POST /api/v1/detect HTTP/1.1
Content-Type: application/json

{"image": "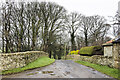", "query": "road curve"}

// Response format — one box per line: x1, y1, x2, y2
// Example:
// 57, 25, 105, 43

3, 60, 113, 78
